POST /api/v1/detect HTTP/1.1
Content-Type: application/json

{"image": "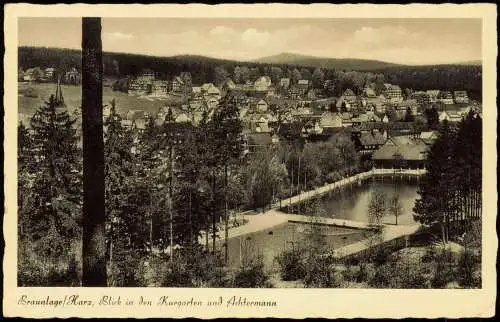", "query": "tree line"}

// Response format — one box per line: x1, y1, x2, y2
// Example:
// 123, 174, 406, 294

413, 112, 482, 243
19, 46, 481, 101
